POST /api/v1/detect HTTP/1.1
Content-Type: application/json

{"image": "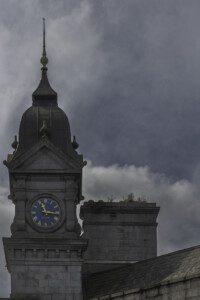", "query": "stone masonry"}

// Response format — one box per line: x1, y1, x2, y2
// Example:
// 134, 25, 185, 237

81, 200, 159, 273
3, 237, 87, 300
